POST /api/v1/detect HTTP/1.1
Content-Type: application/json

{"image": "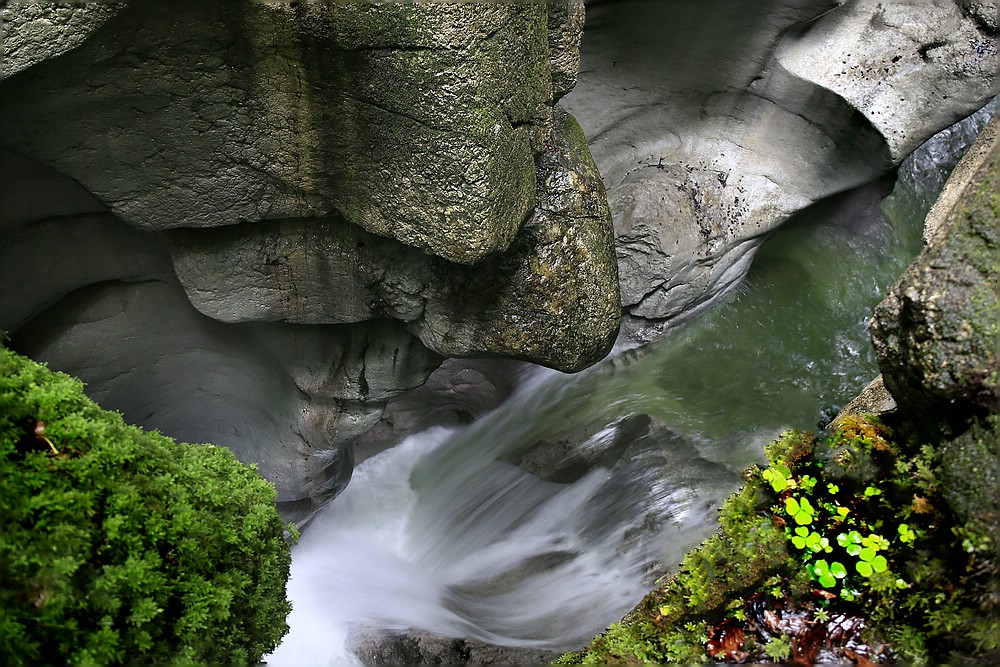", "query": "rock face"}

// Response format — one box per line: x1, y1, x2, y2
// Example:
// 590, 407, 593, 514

871, 114, 999, 433
168, 108, 618, 372
0, 0, 616, 521
561, 0, 998, 340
